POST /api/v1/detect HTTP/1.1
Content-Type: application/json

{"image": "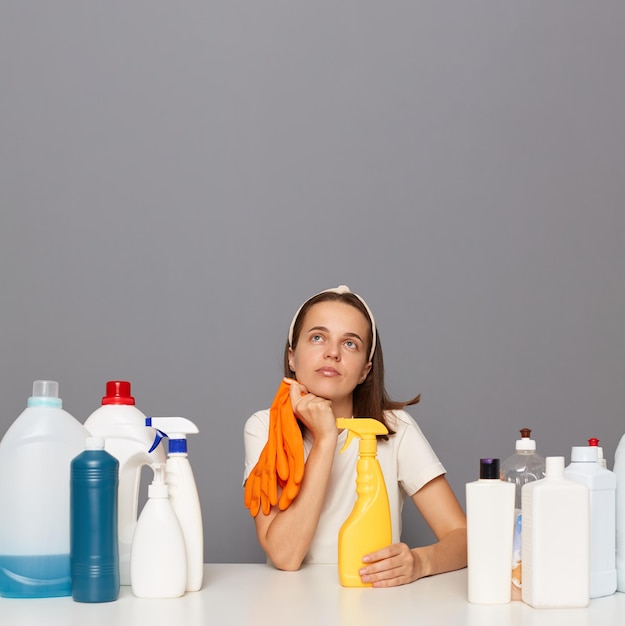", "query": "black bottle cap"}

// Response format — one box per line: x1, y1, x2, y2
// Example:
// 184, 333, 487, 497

479, 458, 500, 479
